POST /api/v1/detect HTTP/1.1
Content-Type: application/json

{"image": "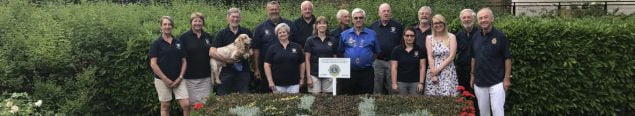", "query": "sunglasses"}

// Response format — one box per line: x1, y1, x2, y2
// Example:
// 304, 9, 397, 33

354, 17, 364, 20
